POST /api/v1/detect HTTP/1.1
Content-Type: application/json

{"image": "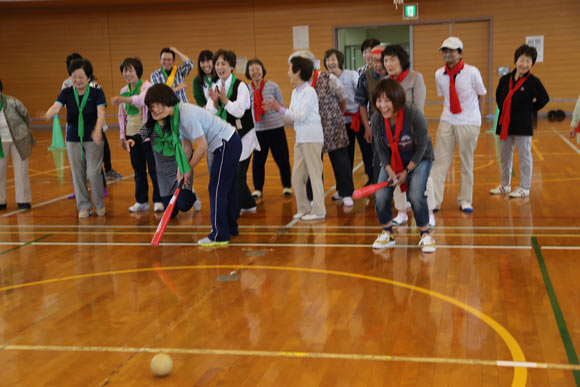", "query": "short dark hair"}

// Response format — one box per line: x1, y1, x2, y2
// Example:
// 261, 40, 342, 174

361, 38, 381, 53
290, 56, 314, 82
371, 78, 406, 113
514, 44, 537, 65
382, 44, 411, 71
160, 48, 175, 60
69, 59, 94, 80
0, 79, 3, 93
66, 53, 83, 75
213, 49, 236, 68
245, 58, 267, 80
120, 57, 143, 78
323, 49, 345, 70
196, 50, 214, 81
144, 83, 179, 109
